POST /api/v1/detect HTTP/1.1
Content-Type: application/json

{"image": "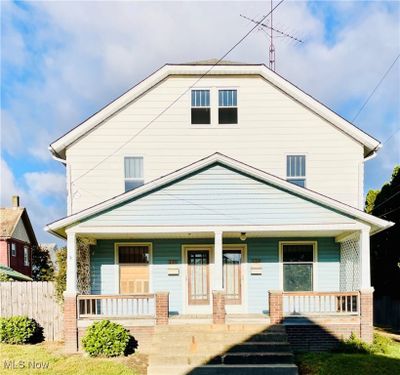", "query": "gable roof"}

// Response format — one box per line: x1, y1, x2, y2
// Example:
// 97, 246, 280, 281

49, 61, 380, 159
0, 207, 38, 246
46, 153, 393, 238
